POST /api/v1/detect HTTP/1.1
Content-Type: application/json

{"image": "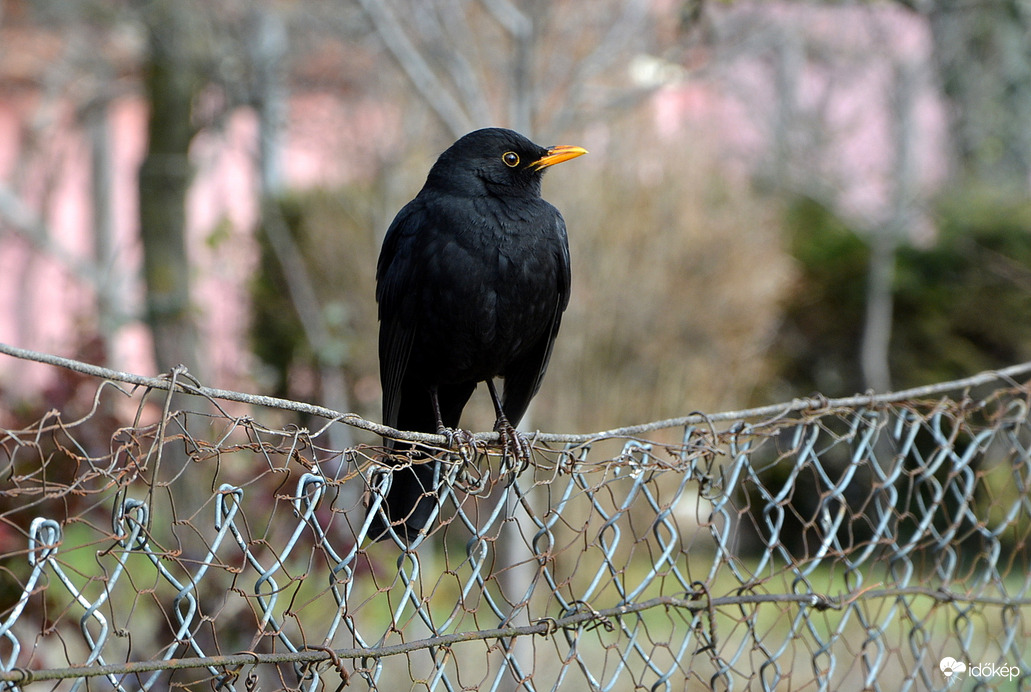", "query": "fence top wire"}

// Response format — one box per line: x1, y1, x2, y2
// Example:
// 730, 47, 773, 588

3, 341, 1031, 442
1, 341, 1031, 691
